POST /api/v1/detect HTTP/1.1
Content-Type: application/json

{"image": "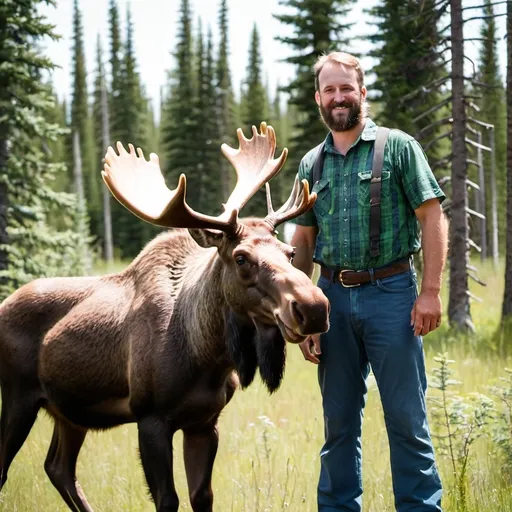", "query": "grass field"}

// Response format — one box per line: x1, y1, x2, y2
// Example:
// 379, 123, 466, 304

0, 258, 511, 511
